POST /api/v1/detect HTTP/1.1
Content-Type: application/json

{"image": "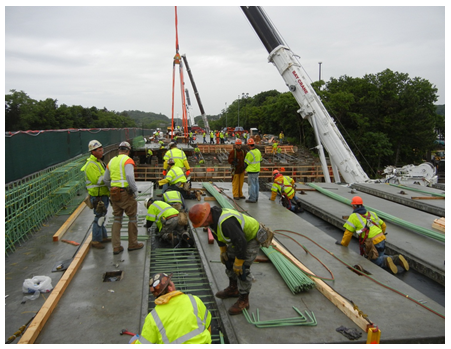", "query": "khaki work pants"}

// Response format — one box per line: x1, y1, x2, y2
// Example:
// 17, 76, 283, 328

111, 191, 138, 249
232, 172, 245, 198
